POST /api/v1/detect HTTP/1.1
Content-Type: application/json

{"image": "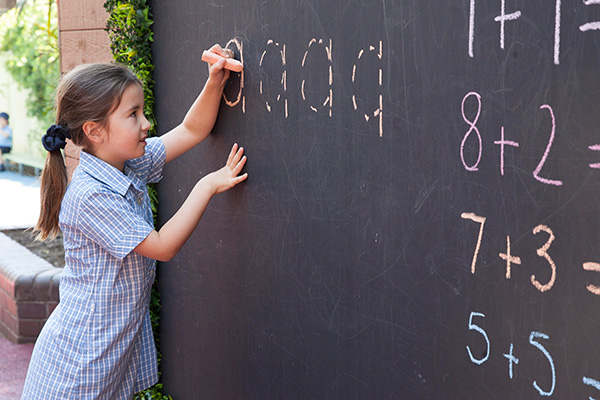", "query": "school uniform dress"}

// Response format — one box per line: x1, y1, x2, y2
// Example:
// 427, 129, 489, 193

22, 137, 166, 399
0, 124, 12, 152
